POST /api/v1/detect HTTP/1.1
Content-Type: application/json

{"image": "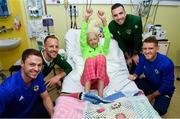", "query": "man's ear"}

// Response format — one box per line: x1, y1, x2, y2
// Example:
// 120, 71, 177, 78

21, 60, 24, 67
